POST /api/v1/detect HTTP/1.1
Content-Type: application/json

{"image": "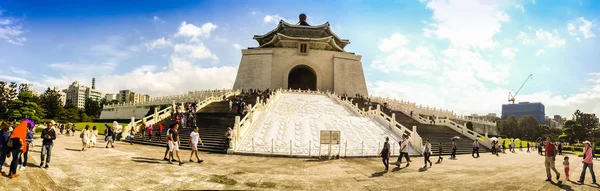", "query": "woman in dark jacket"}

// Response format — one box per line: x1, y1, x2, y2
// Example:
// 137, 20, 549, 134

0, 122, 10, 174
